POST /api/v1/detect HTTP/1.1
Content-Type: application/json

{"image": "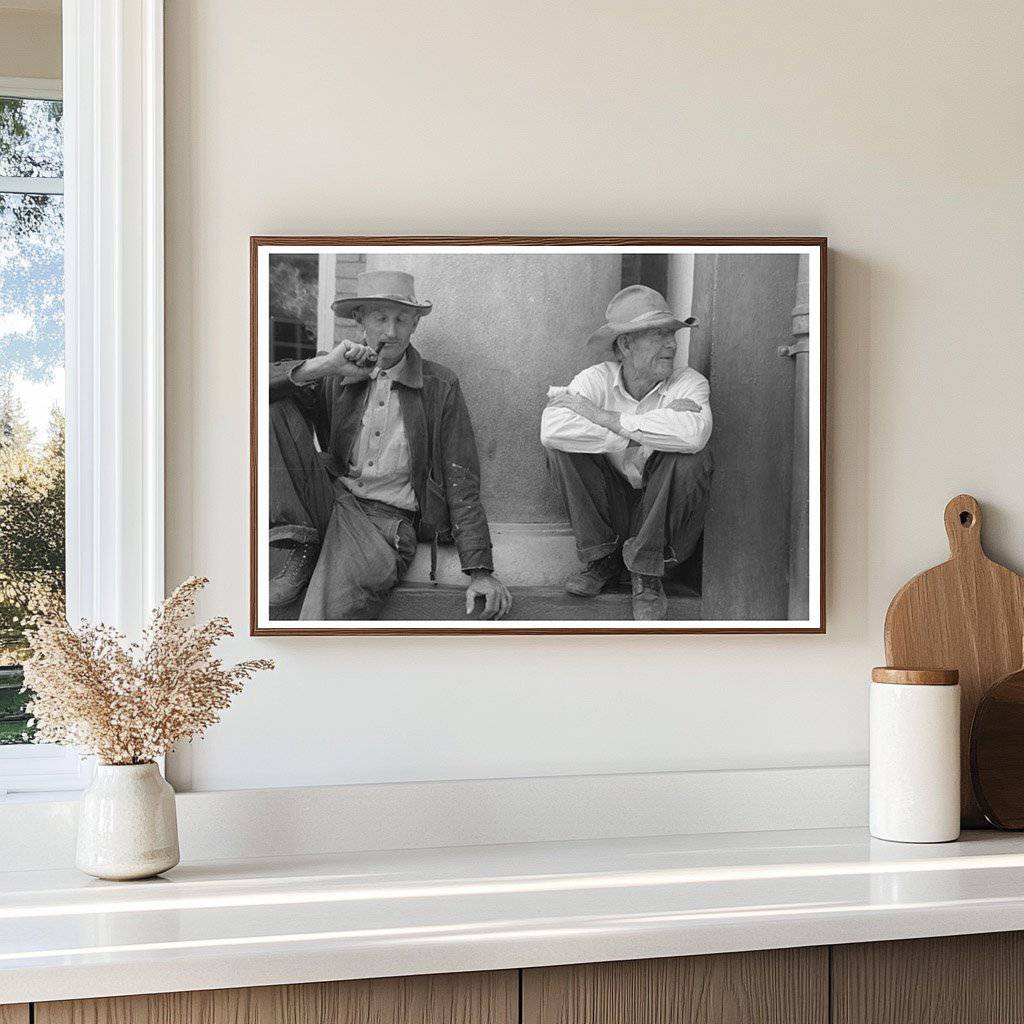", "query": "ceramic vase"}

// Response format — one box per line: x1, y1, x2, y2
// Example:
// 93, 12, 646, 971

76, 762, 180, 880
